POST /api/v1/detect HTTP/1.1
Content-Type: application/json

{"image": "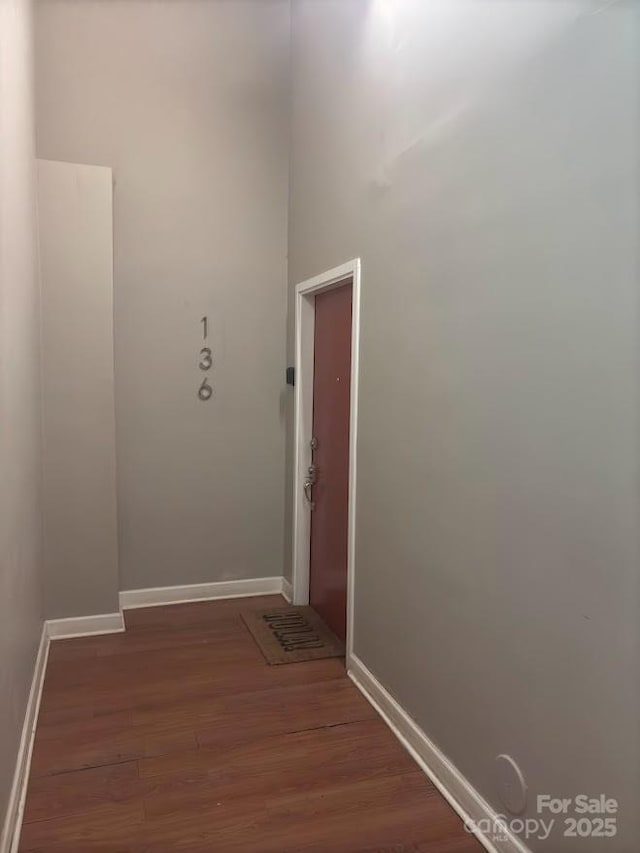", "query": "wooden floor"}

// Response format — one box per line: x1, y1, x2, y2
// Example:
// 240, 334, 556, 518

20, 595, 482, 852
